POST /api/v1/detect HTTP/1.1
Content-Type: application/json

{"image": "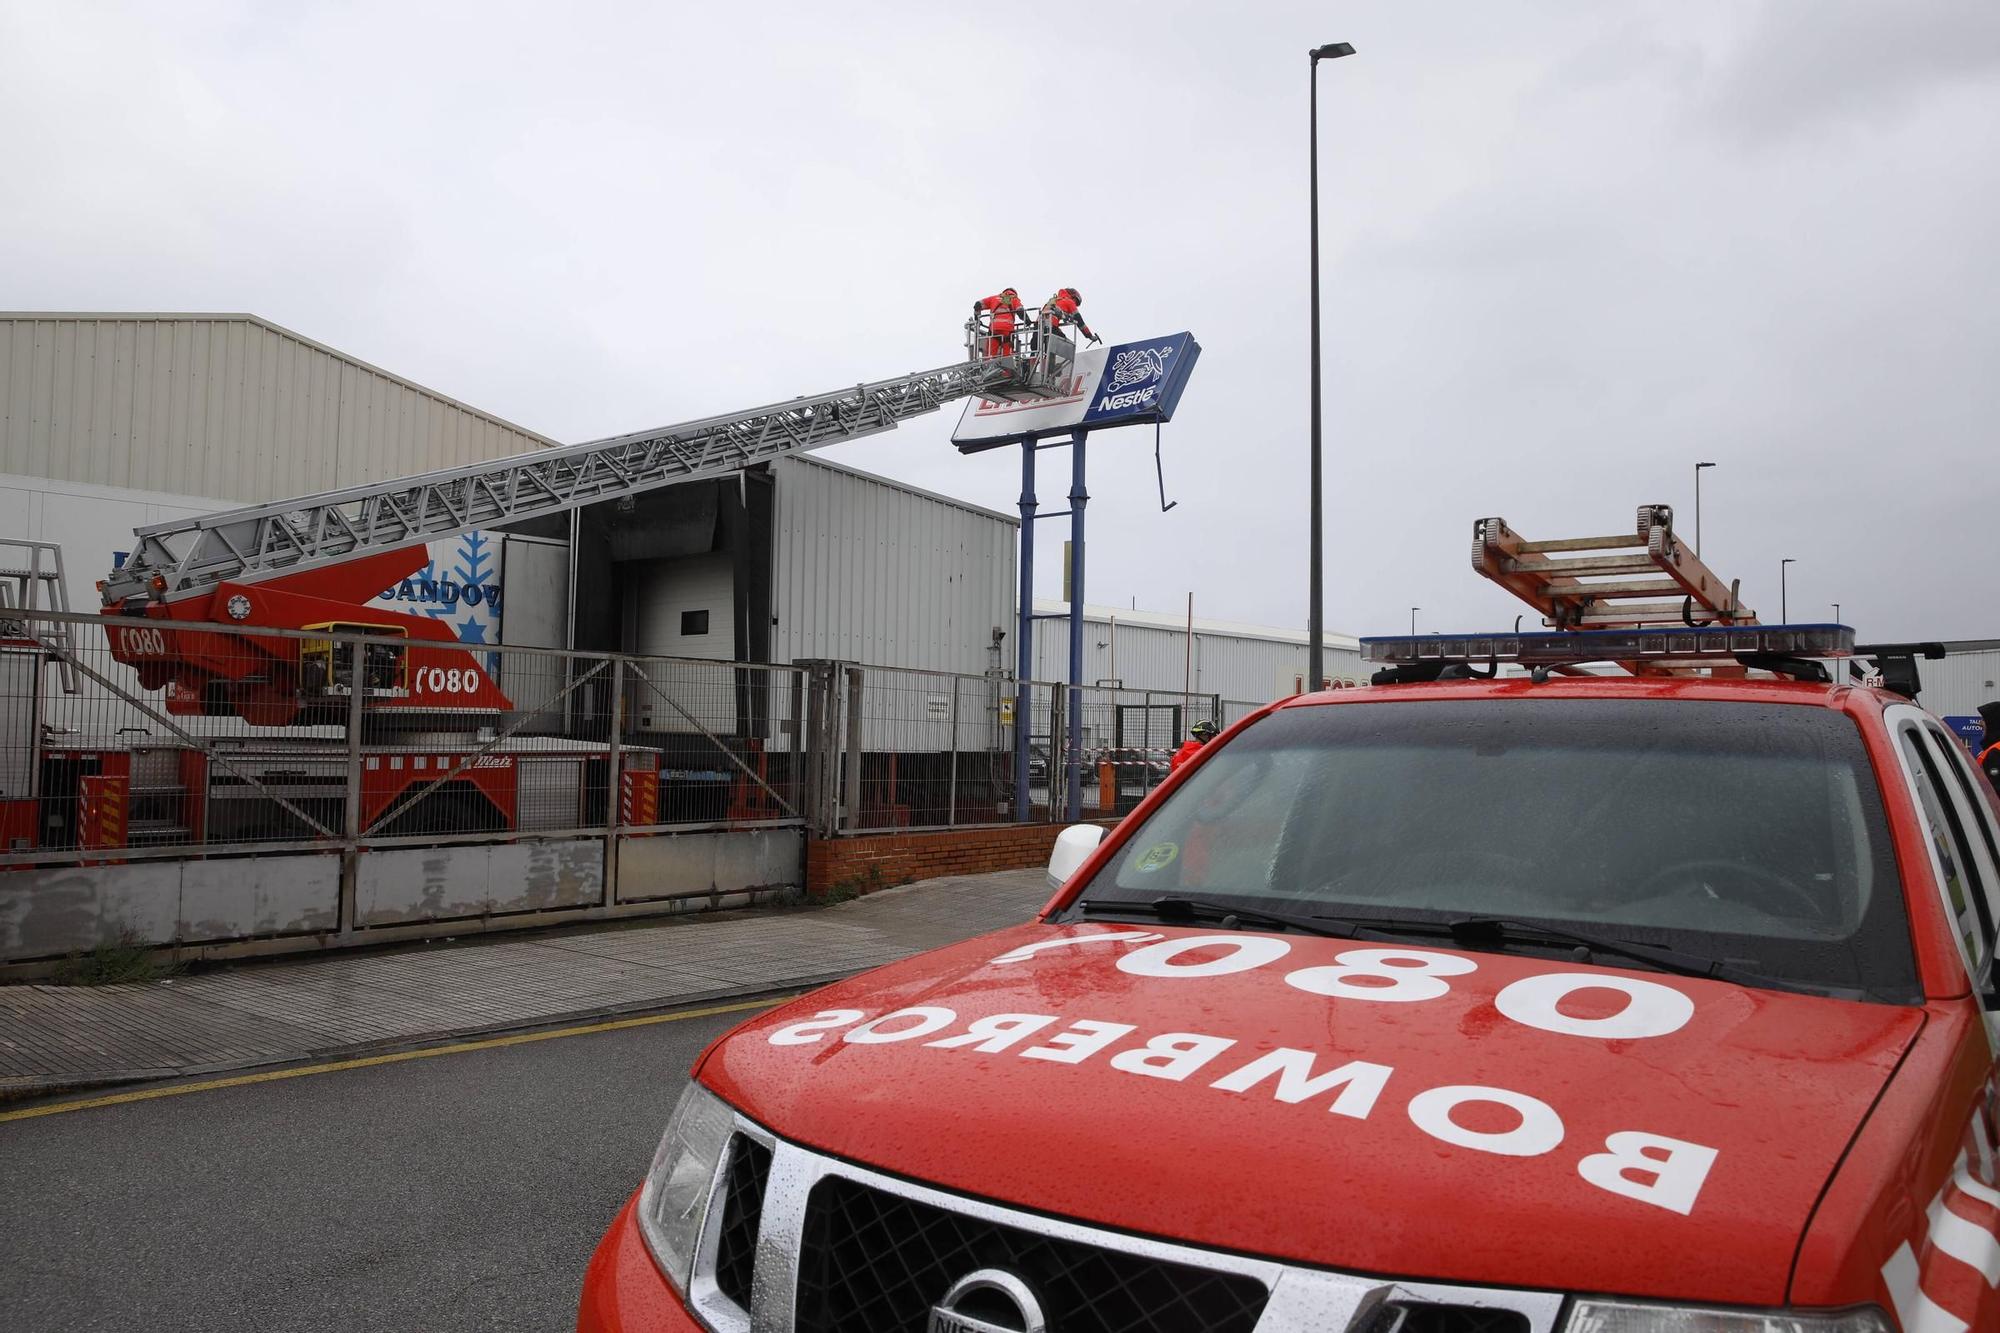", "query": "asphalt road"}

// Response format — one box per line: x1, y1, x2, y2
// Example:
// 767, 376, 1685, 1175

0, 1004, 749, 1333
